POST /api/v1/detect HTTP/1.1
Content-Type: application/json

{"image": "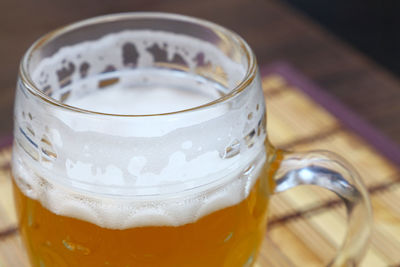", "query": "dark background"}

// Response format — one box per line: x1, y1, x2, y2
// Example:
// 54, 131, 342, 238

284, 0, 400, 76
